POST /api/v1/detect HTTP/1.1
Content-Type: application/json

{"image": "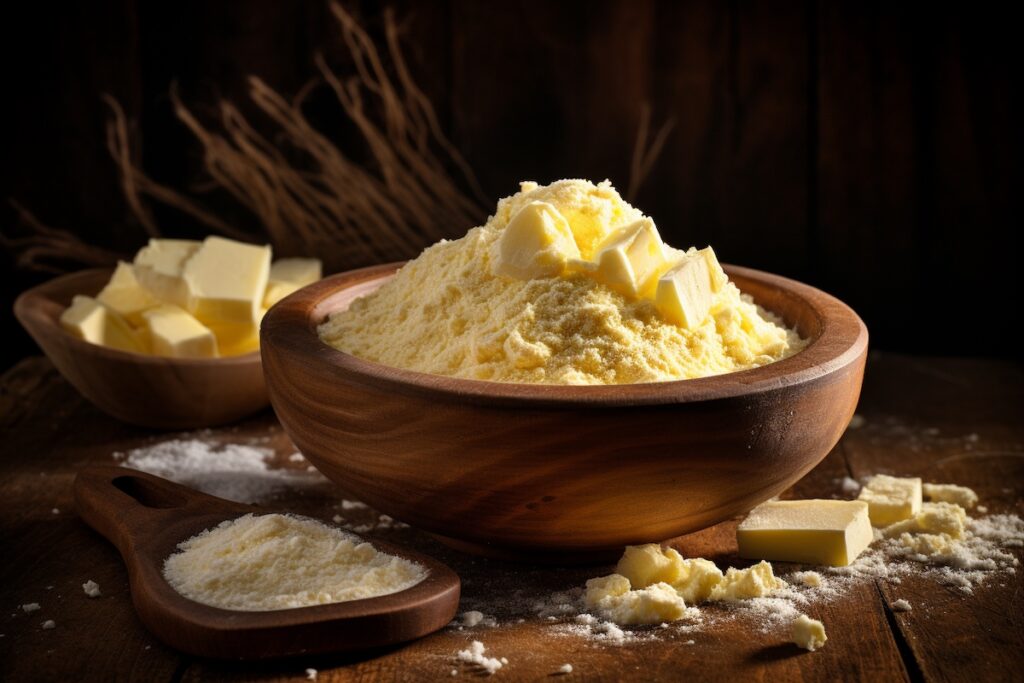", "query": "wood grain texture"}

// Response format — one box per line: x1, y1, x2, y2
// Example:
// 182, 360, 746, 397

0, 353, 1020, 681
260, 263, 868, 559
13, 268, 269, 429
73, 465, 460, 660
